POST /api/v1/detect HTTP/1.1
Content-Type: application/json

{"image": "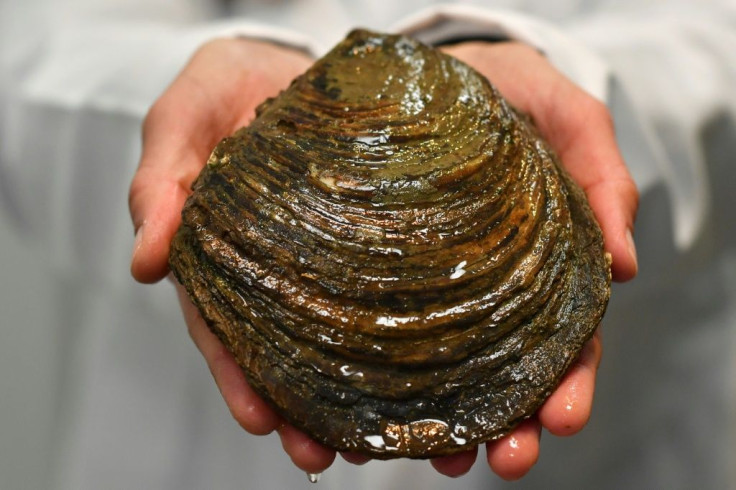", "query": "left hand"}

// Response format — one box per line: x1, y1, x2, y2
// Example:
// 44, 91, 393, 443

423, 41, 638, 480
